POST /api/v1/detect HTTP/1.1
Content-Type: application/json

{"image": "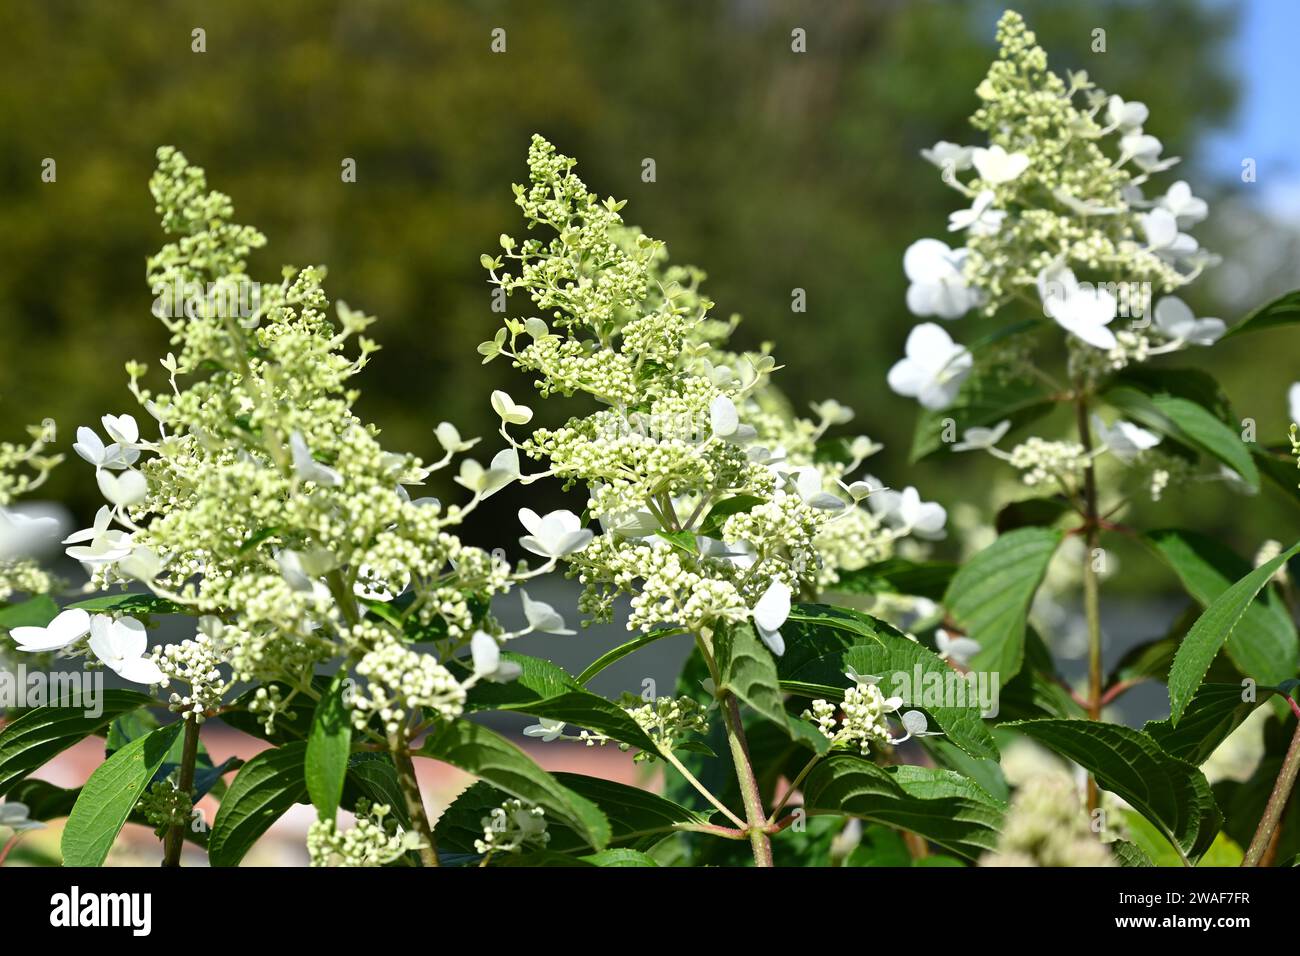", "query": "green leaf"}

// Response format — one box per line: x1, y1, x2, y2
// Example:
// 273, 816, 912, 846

208, 742, 309, 867
801, 757, 1004, 860
499, 691, 660, 752
417, 720, 610, 850
1009, 719, 1222, 862
844, 824, 912, 866
61, 721, 183, 866
1145, 684, 1263, 766
1145, 529, 1297, 688
697, 495, 765, 537
578, 847, 660, 867
305, 673, 353, 822
0, 594, 59, 629
1110, 839, 1155, 867
943, 527, 1063, 682
65, 592, 185, 616
1103, 386, 1258, 490
453, 654, 659, 752
1121, 809, 1244, 867
1222, 288, 1300, 339
780, 604, 999, 760
437, 772, 709, 857
716, 622, 789, 733
1167, 540, 1300, 725
825, 559, 957, 602
1253, 444, 1300, 507
341, 752, 410, 827
5, 779, 80, 821
654, 529, 697, 554
576, 629, 683, 684
459, 653, 582, 711
994, 496, 1074, 534
0, 690, 151, 796
1112, 366, 1234, 421
920, 736, 1009, 802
